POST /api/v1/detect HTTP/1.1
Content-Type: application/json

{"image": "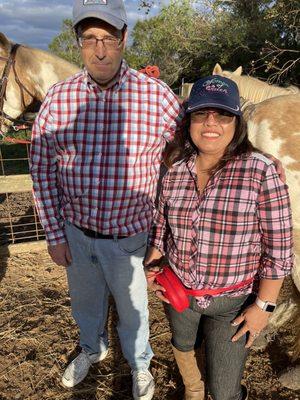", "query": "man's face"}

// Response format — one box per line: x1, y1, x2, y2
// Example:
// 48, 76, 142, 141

78, 19, 126, 88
